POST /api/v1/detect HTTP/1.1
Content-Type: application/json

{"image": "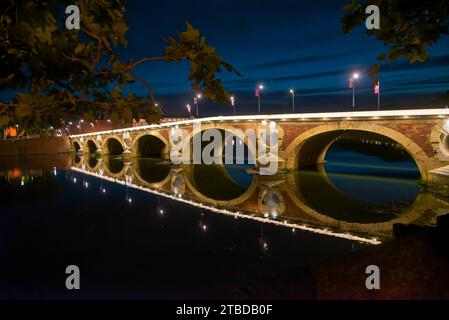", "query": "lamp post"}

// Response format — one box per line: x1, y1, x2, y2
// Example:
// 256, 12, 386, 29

350, 72, 359, 110
289, 89, 295, 113
186, 104, 192, 119
374, 80, 380, 111
194, 93, 202, 117
256, 84, 264, 113
230, 96, 236, 116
